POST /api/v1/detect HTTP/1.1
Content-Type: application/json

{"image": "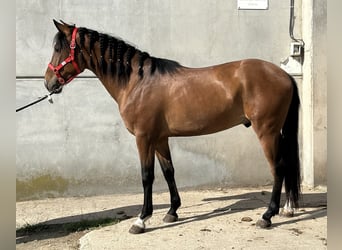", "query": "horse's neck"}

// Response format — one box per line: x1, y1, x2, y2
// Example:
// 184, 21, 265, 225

79, 47, 123, 104
99, 77, 125, 104
80, 38, 151, 105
